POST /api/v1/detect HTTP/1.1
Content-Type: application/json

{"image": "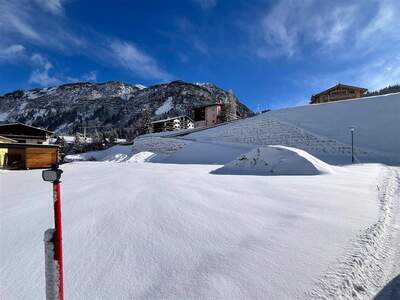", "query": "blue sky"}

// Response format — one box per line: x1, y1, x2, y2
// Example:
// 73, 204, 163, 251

0, 0, 399, 110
